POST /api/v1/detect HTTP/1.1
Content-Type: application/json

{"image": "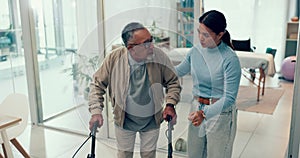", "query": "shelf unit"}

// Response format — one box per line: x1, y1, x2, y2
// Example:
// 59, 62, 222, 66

285, 22, 299, 57
176, 2, 194, 48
